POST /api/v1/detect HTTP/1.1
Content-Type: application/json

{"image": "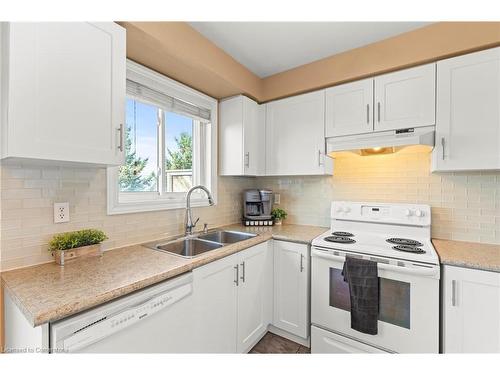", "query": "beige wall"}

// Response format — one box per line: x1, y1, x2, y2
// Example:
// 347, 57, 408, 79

0, 162, 251, 271
121, 22, 500, 102
257, 151, 500, 244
